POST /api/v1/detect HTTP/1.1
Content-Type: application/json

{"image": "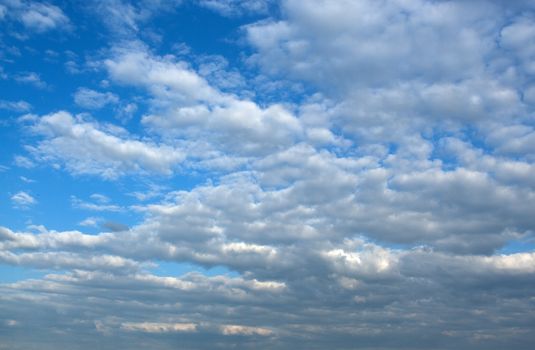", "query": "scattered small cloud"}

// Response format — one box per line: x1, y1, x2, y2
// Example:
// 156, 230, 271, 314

220, 325, 273, 336
11, 191, 37, 209
71, 196, 123, 212
197, 0, 272, 17
14, 72, 47, 89
89, 193, 110, 204
73, 88, 119, 109
79, 217, 101, 227
14, 155, 35, 168
20, 176, 35, 183
18, 2, 71, 33
0, 100, 32, 112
